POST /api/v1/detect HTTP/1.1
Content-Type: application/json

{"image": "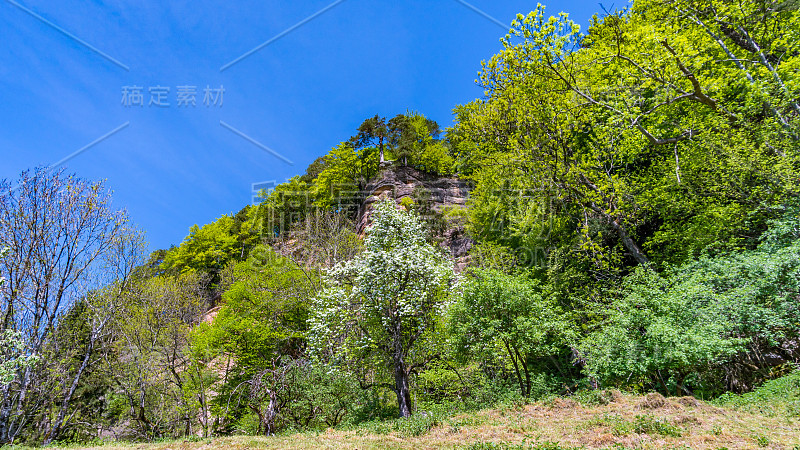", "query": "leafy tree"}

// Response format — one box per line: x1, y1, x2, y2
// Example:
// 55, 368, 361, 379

190, 246, 317, 433
196, 249, 313, 376
355, 115, 390, 163
105, 272, 208, 440
388, 112, 453, 174
448, 268, 576, 398
232, 358, 358, 435
449, 3, 800, 273
252, 176, 314, 237
311, 142, 379, 209
584, 210, 800, 395
582, 266, 742, 396
0, 331, 36, 389
309, 198, 455, 417
161, 215, 249, 286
